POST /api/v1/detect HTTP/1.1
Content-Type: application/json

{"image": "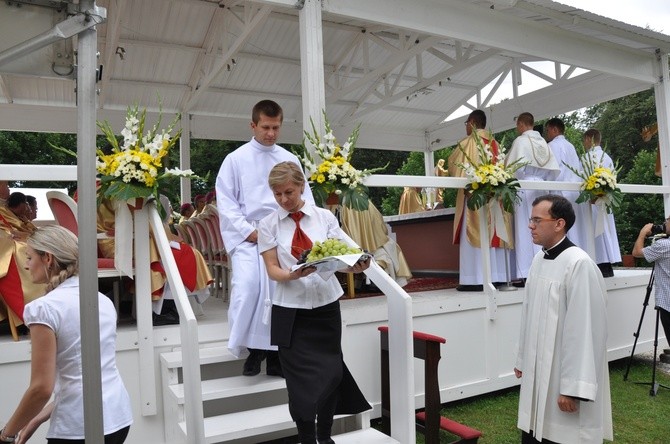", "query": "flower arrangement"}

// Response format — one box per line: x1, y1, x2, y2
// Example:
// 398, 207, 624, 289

458, 131, 527, 212
96, 105, 196, 203
565, 149, 622, 213
302, 112, 386, 211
